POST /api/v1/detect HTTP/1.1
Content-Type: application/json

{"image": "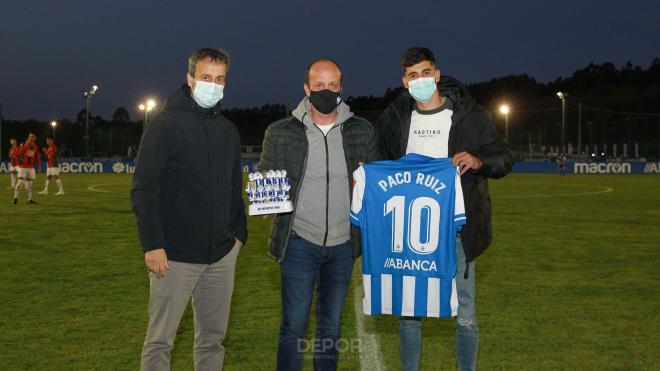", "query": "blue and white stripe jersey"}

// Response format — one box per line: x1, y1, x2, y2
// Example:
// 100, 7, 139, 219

350, 153, 466, 317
